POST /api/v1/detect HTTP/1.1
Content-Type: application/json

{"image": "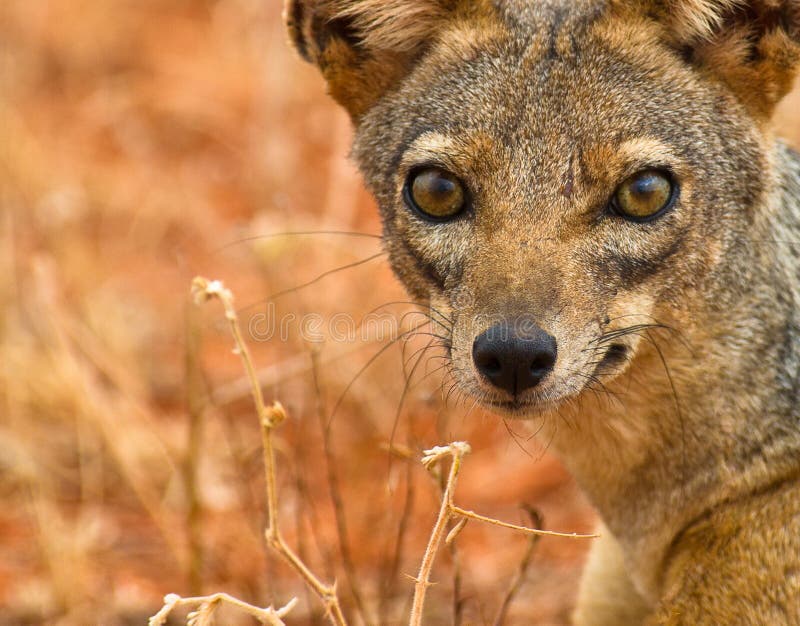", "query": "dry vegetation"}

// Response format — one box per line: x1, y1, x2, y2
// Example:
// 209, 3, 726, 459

1, 1, 798, 625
